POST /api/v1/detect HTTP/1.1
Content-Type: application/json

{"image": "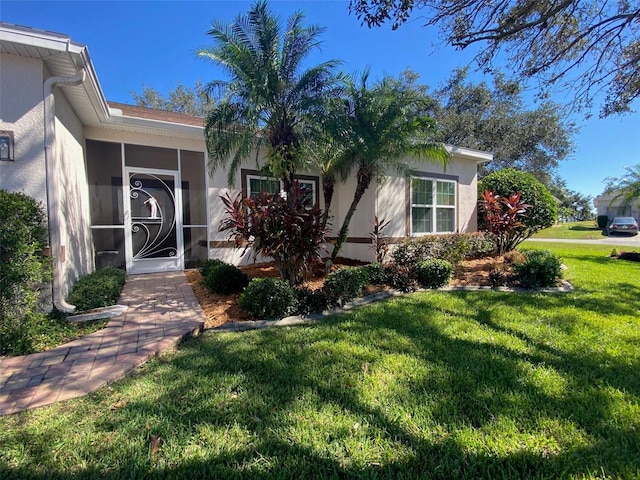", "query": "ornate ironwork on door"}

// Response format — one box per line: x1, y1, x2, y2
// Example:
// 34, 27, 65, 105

129, 172, 178, 259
